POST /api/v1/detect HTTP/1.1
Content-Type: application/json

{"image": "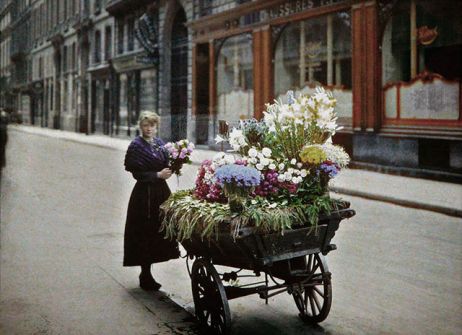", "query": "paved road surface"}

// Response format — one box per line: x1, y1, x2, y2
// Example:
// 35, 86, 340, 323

1, 130, 461, 334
